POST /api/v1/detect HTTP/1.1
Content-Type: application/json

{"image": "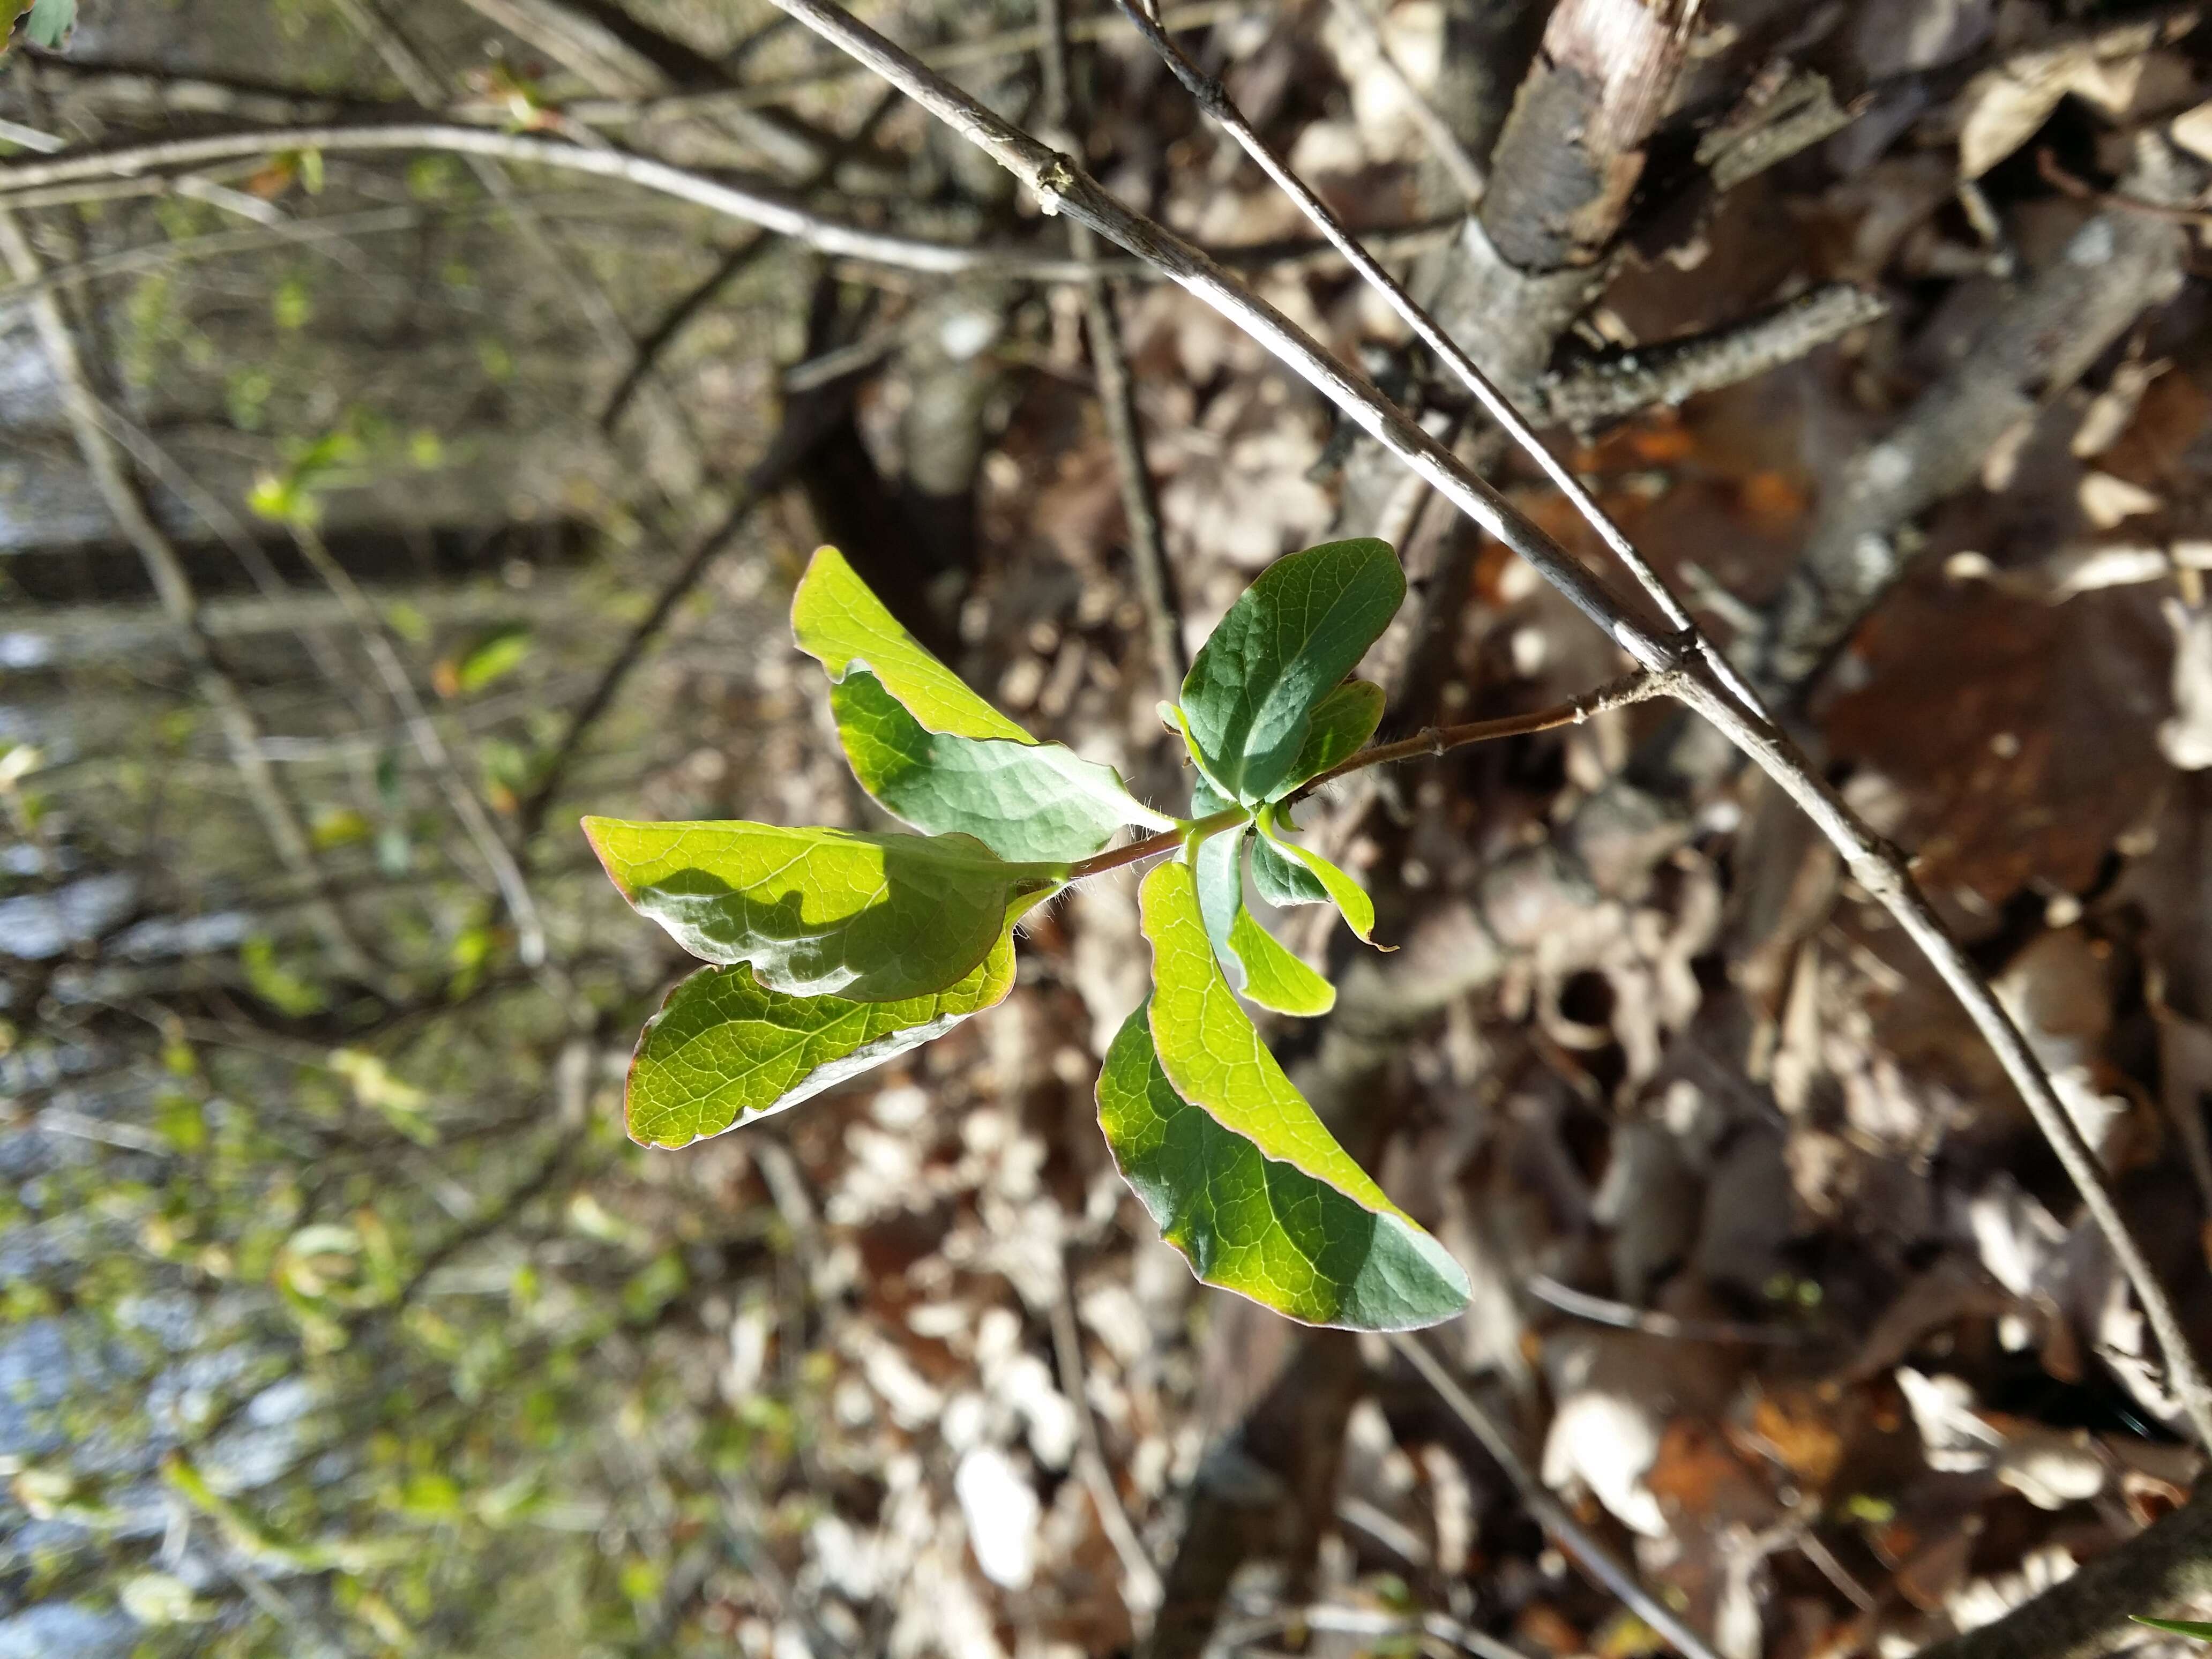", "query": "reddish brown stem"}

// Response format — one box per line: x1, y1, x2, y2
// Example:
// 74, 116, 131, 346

1063, 668, 1660, 885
